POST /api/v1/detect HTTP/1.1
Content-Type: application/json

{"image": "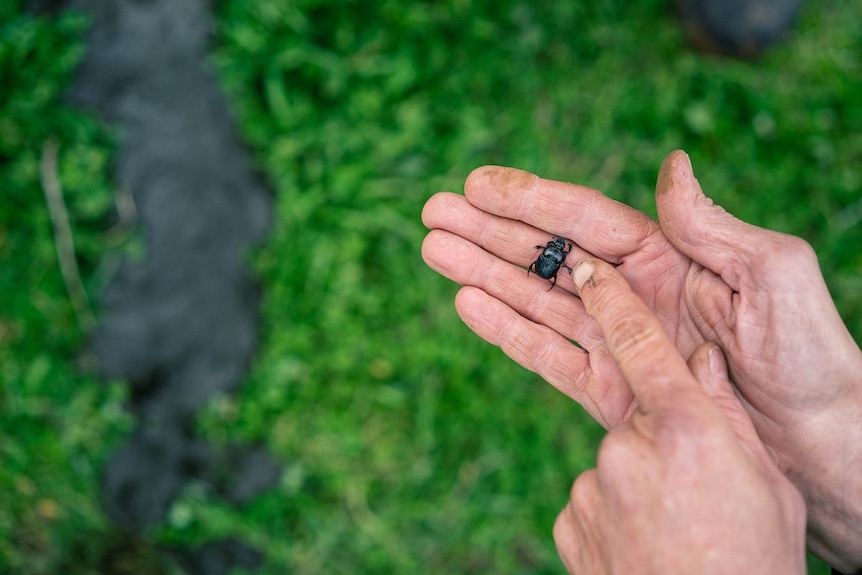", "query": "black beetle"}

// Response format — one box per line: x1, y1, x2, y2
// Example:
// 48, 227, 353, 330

528, 237, 574, 290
